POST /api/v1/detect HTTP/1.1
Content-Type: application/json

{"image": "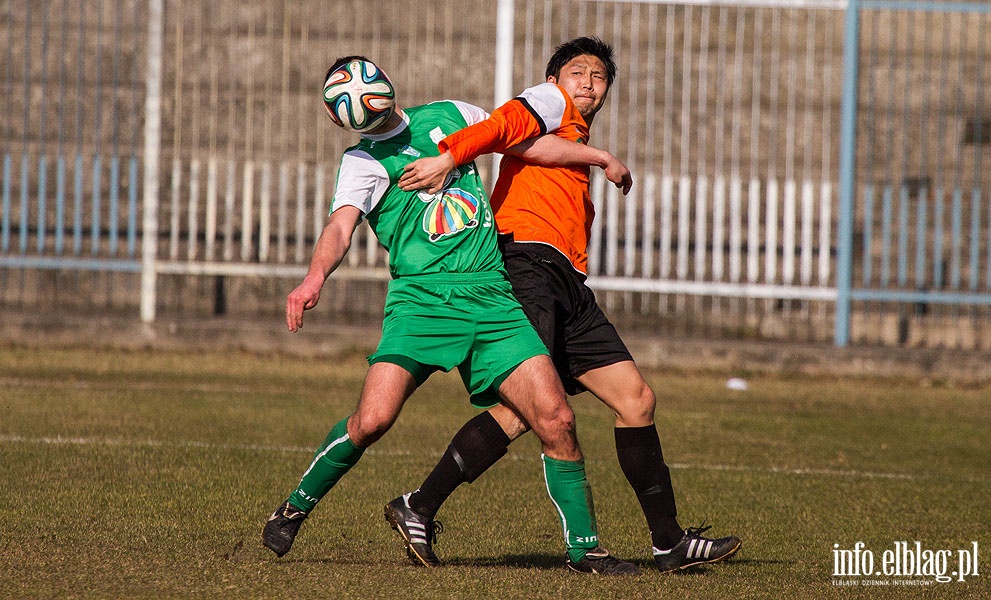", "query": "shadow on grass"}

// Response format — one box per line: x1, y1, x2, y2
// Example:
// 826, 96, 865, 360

258, 546, 784, 573
451, 554, 793, 574
444, 553, 566, 570
259, 553, 567, 570
722, 557, 794, 567
444, 554, 765, 573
